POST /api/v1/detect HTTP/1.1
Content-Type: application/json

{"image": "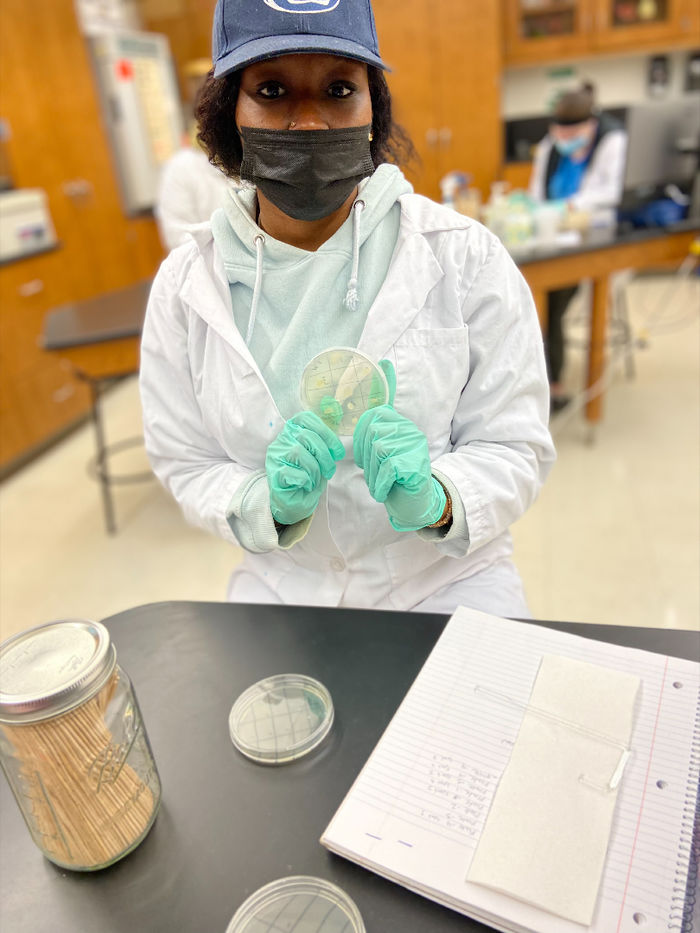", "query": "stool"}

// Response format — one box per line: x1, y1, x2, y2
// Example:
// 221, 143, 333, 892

563, 271, 637, 380
42, 279, 153, 534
